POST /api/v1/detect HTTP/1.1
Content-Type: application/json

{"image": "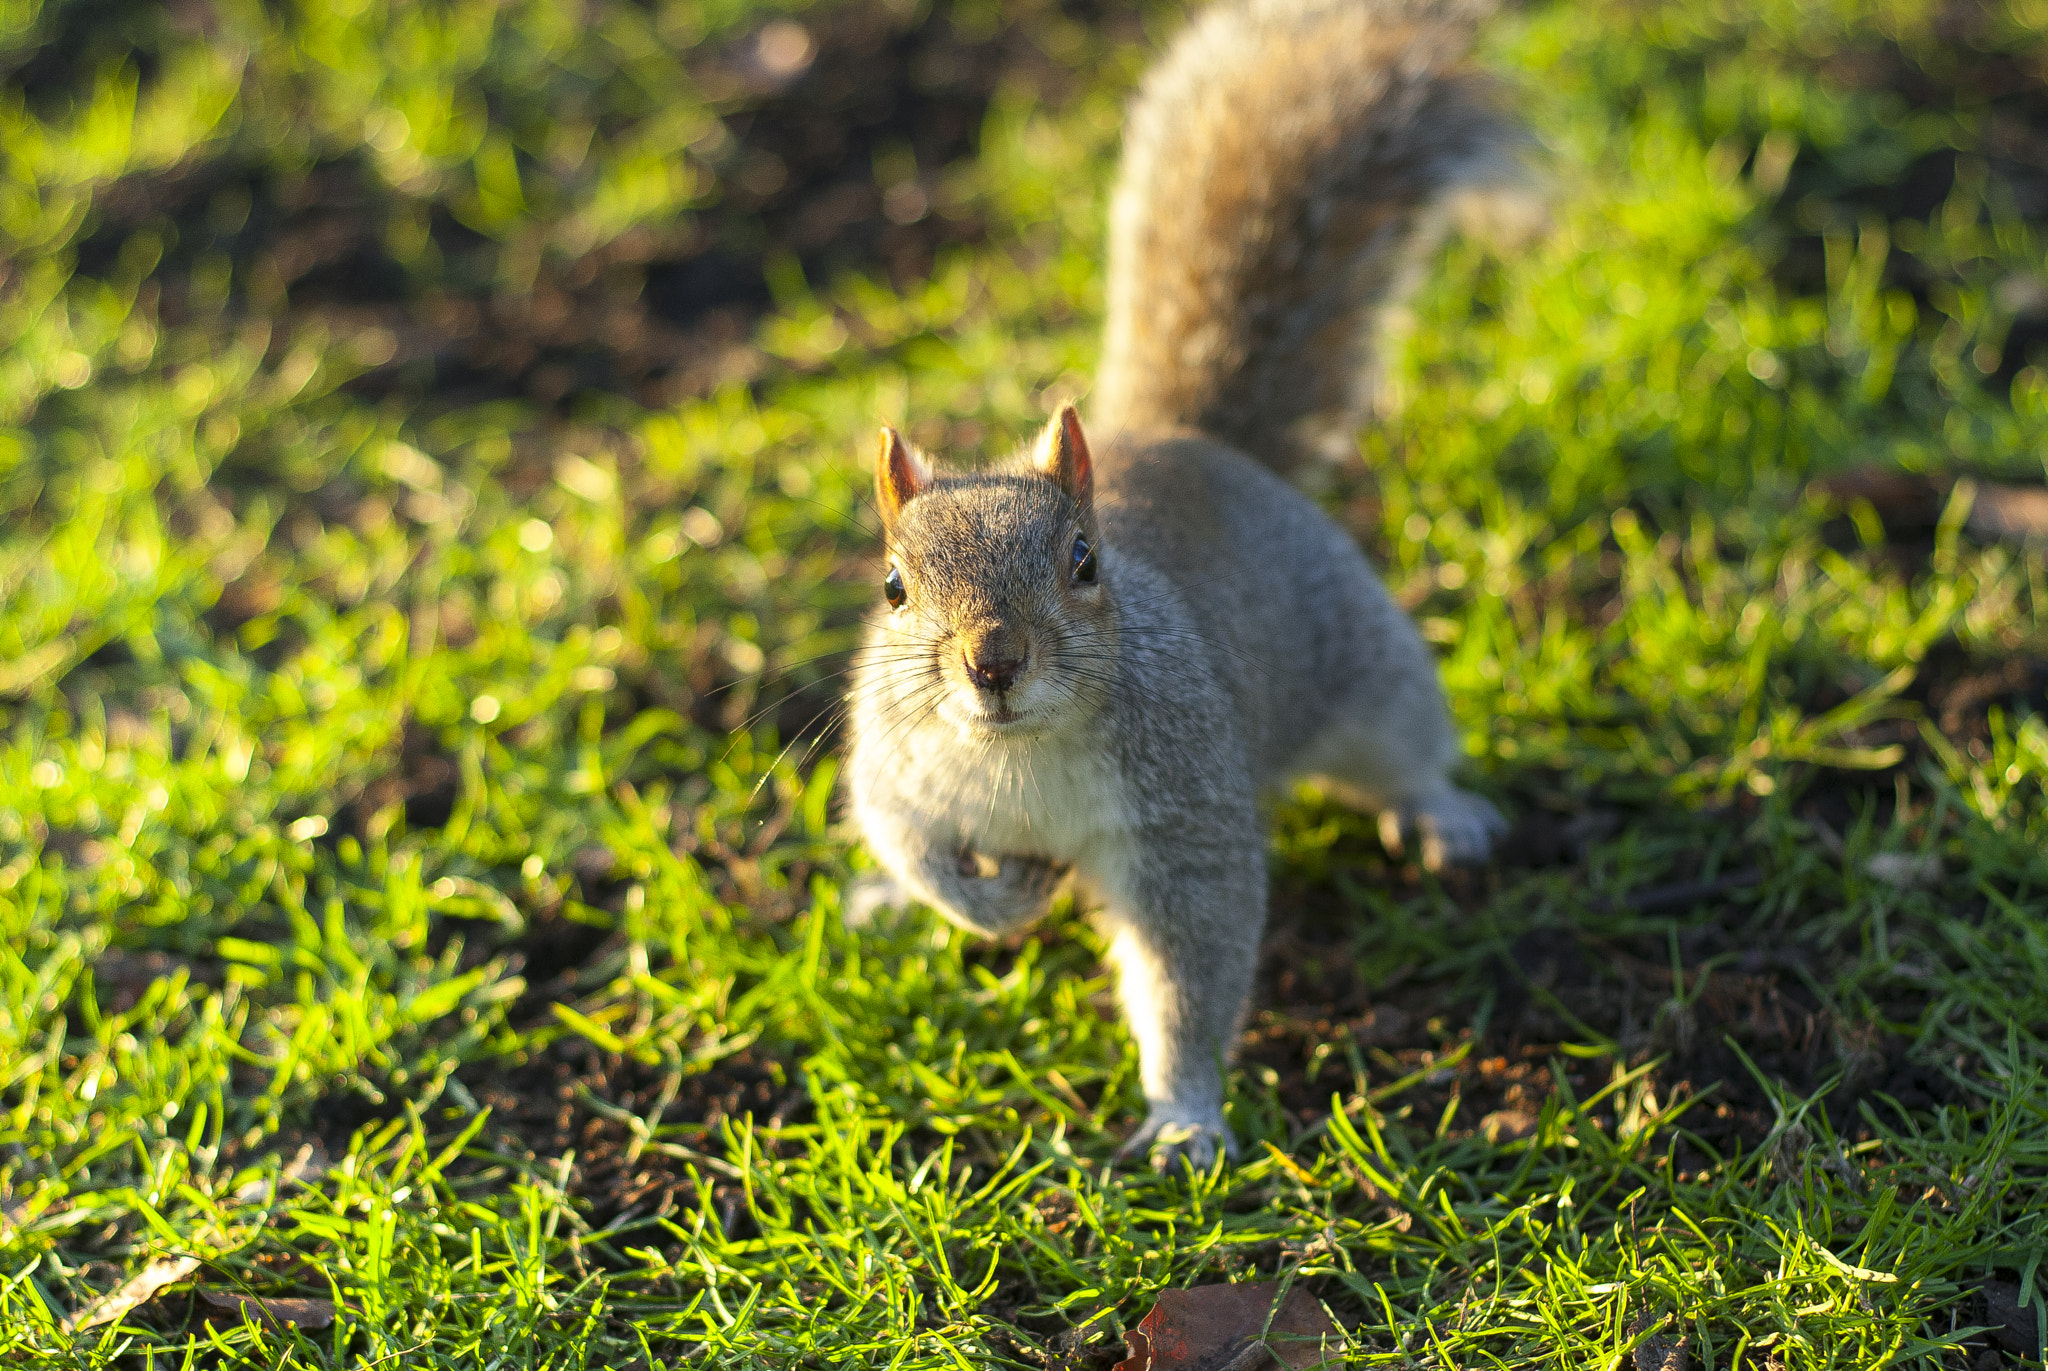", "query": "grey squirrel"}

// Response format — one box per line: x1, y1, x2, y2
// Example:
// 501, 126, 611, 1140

842, 0, 1525, 1170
